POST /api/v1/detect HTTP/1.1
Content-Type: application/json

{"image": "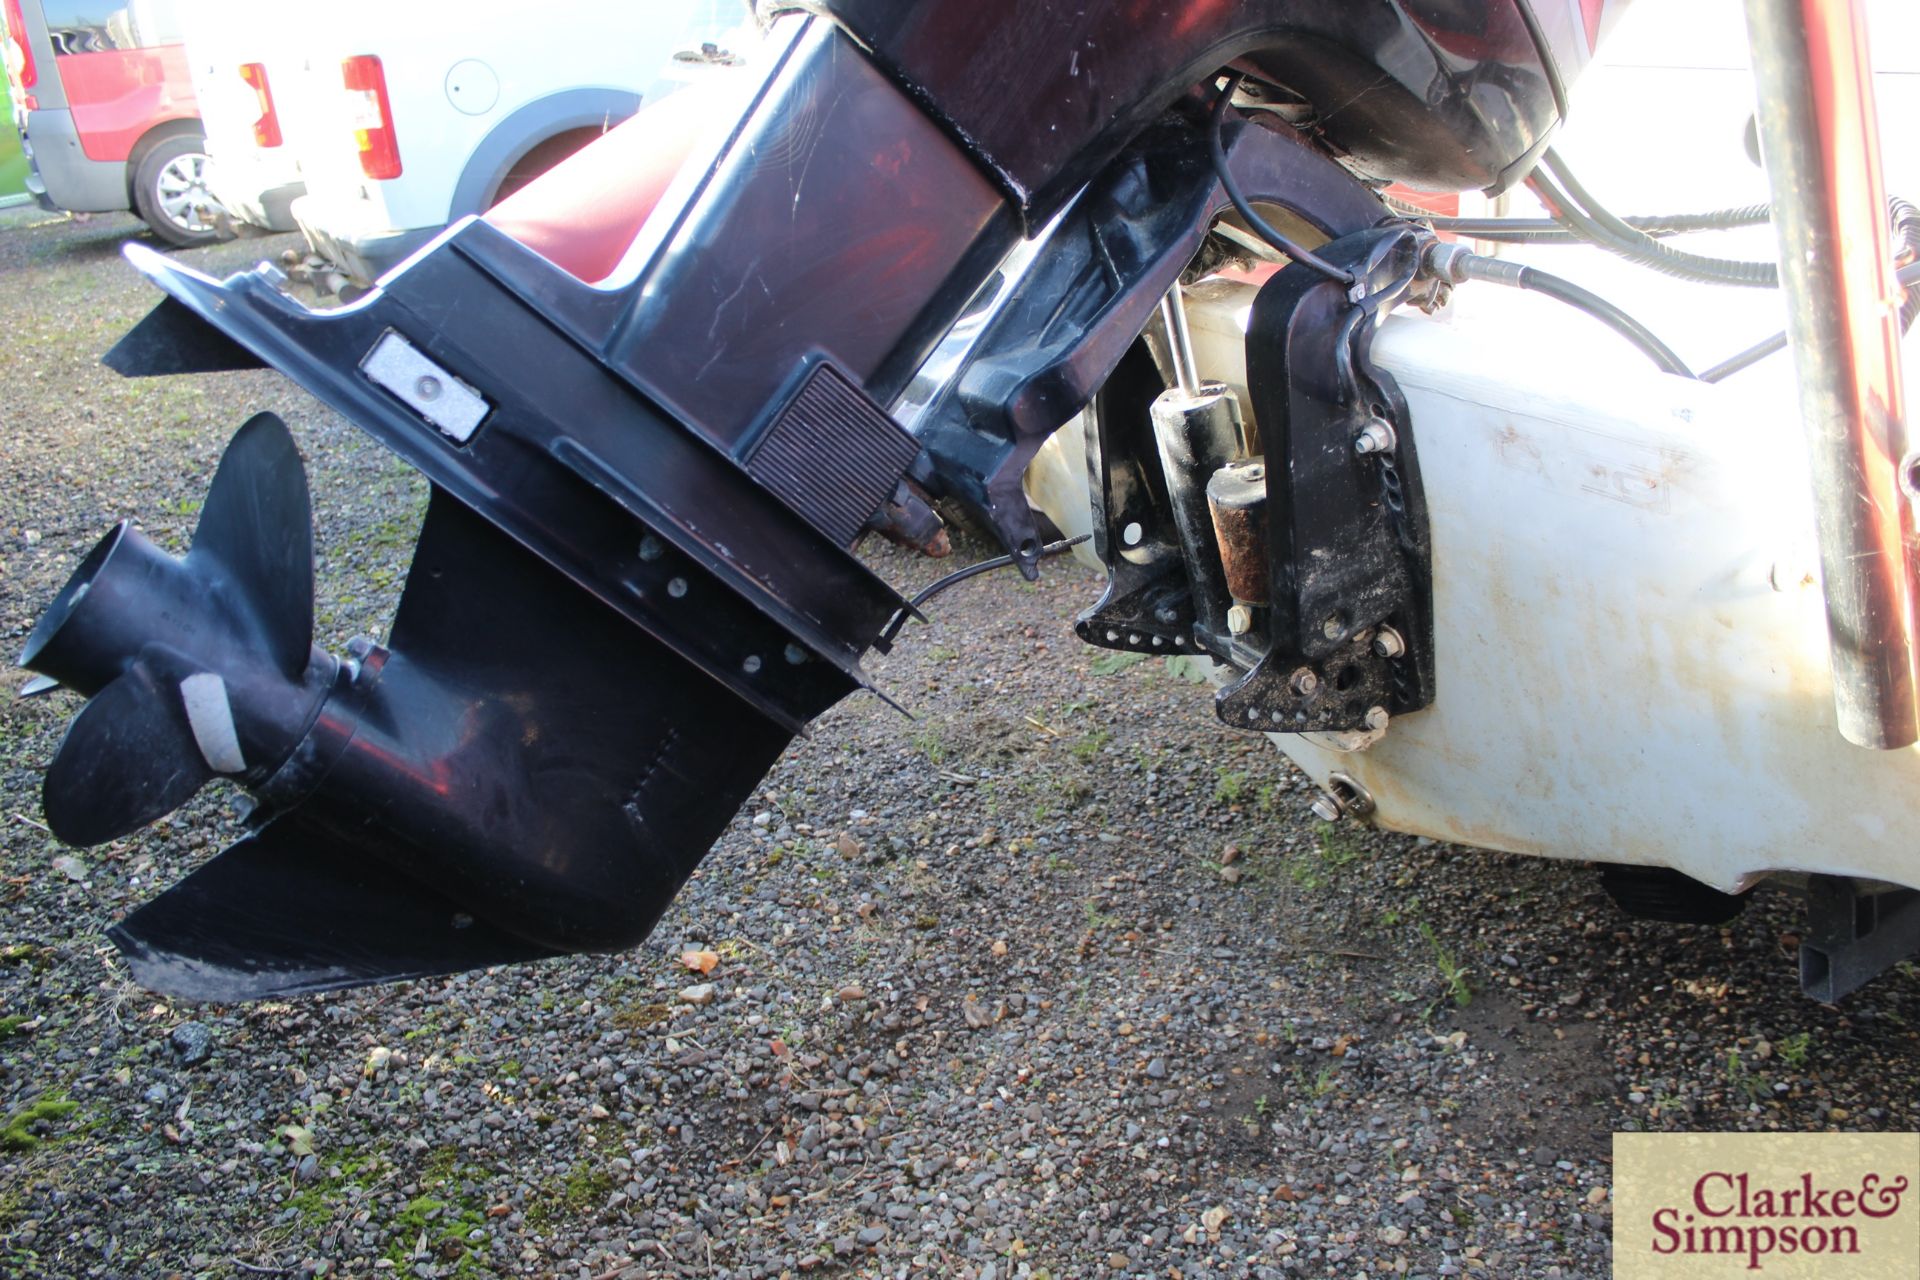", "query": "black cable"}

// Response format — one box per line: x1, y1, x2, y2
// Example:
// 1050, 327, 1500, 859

1701, 258, 1920, 382
1699, 333, 1788, 383
1532, 152, 1779, 287
1453, 253, 1696, 377
1207, 74, 1355, 286
878, 534, 1090, 645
